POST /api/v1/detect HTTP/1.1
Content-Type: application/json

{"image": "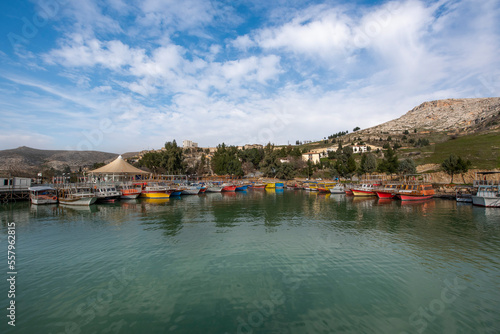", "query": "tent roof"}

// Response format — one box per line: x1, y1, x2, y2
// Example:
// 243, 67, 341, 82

89, 156, 149, 174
